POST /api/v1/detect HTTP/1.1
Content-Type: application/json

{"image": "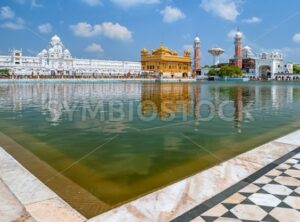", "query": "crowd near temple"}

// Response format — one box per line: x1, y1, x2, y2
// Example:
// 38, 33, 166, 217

0, 30, 299, 80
